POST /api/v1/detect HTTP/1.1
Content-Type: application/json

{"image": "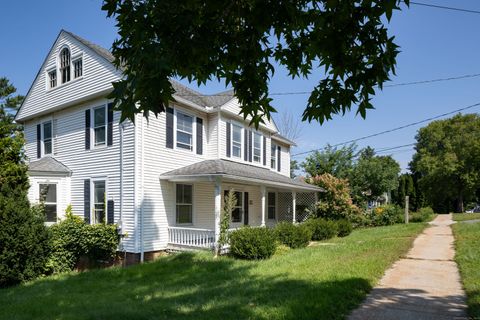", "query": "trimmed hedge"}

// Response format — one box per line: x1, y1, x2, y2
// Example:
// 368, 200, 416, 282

229, 227, 277, 260
336, 219, 353, 237
274, 222, 312, 249
305, 218, 337, 241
